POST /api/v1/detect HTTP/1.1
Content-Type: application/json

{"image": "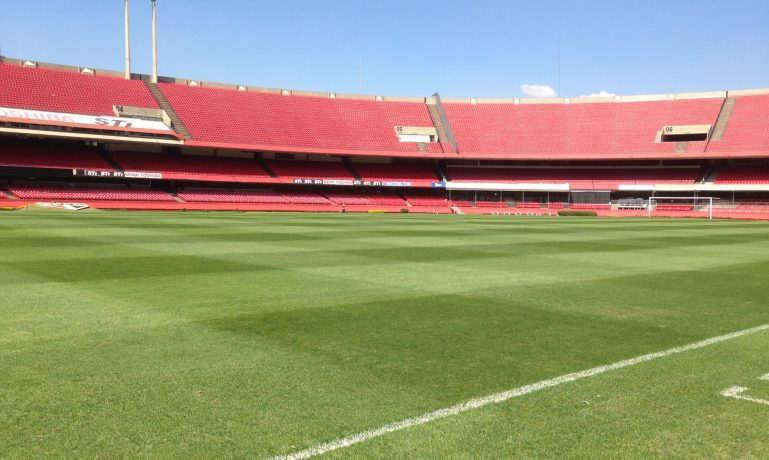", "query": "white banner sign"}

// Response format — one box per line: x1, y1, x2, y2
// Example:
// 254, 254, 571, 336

0, 107, 172, 132
37, 202, 90, 211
